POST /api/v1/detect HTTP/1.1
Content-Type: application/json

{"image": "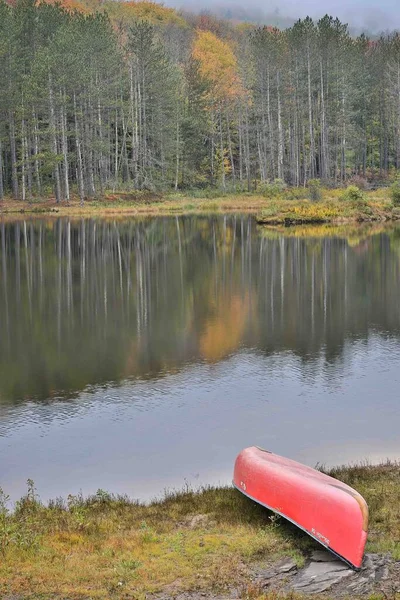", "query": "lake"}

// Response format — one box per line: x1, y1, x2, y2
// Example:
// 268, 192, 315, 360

1, 216, 400, 503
